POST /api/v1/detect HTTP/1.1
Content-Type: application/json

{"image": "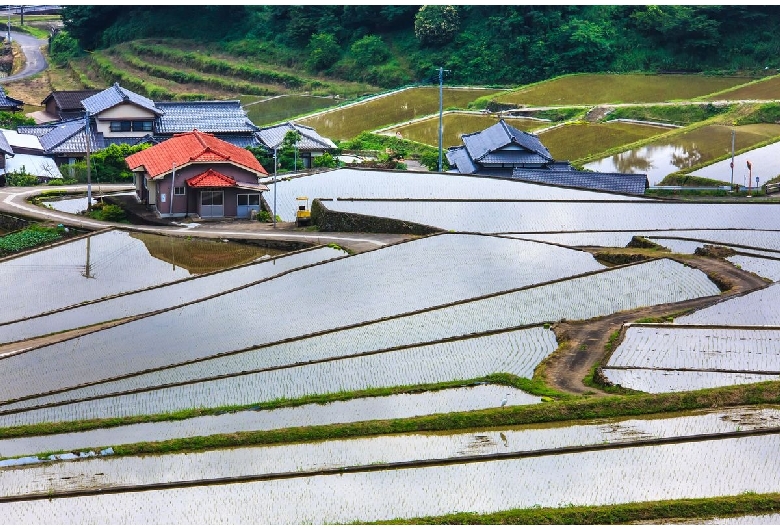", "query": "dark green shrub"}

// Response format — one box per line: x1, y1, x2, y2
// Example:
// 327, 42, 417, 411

313, 153, 337, 168
6, 171, 39, 187
306, 33, 340, 71
350, 35, 389, 64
